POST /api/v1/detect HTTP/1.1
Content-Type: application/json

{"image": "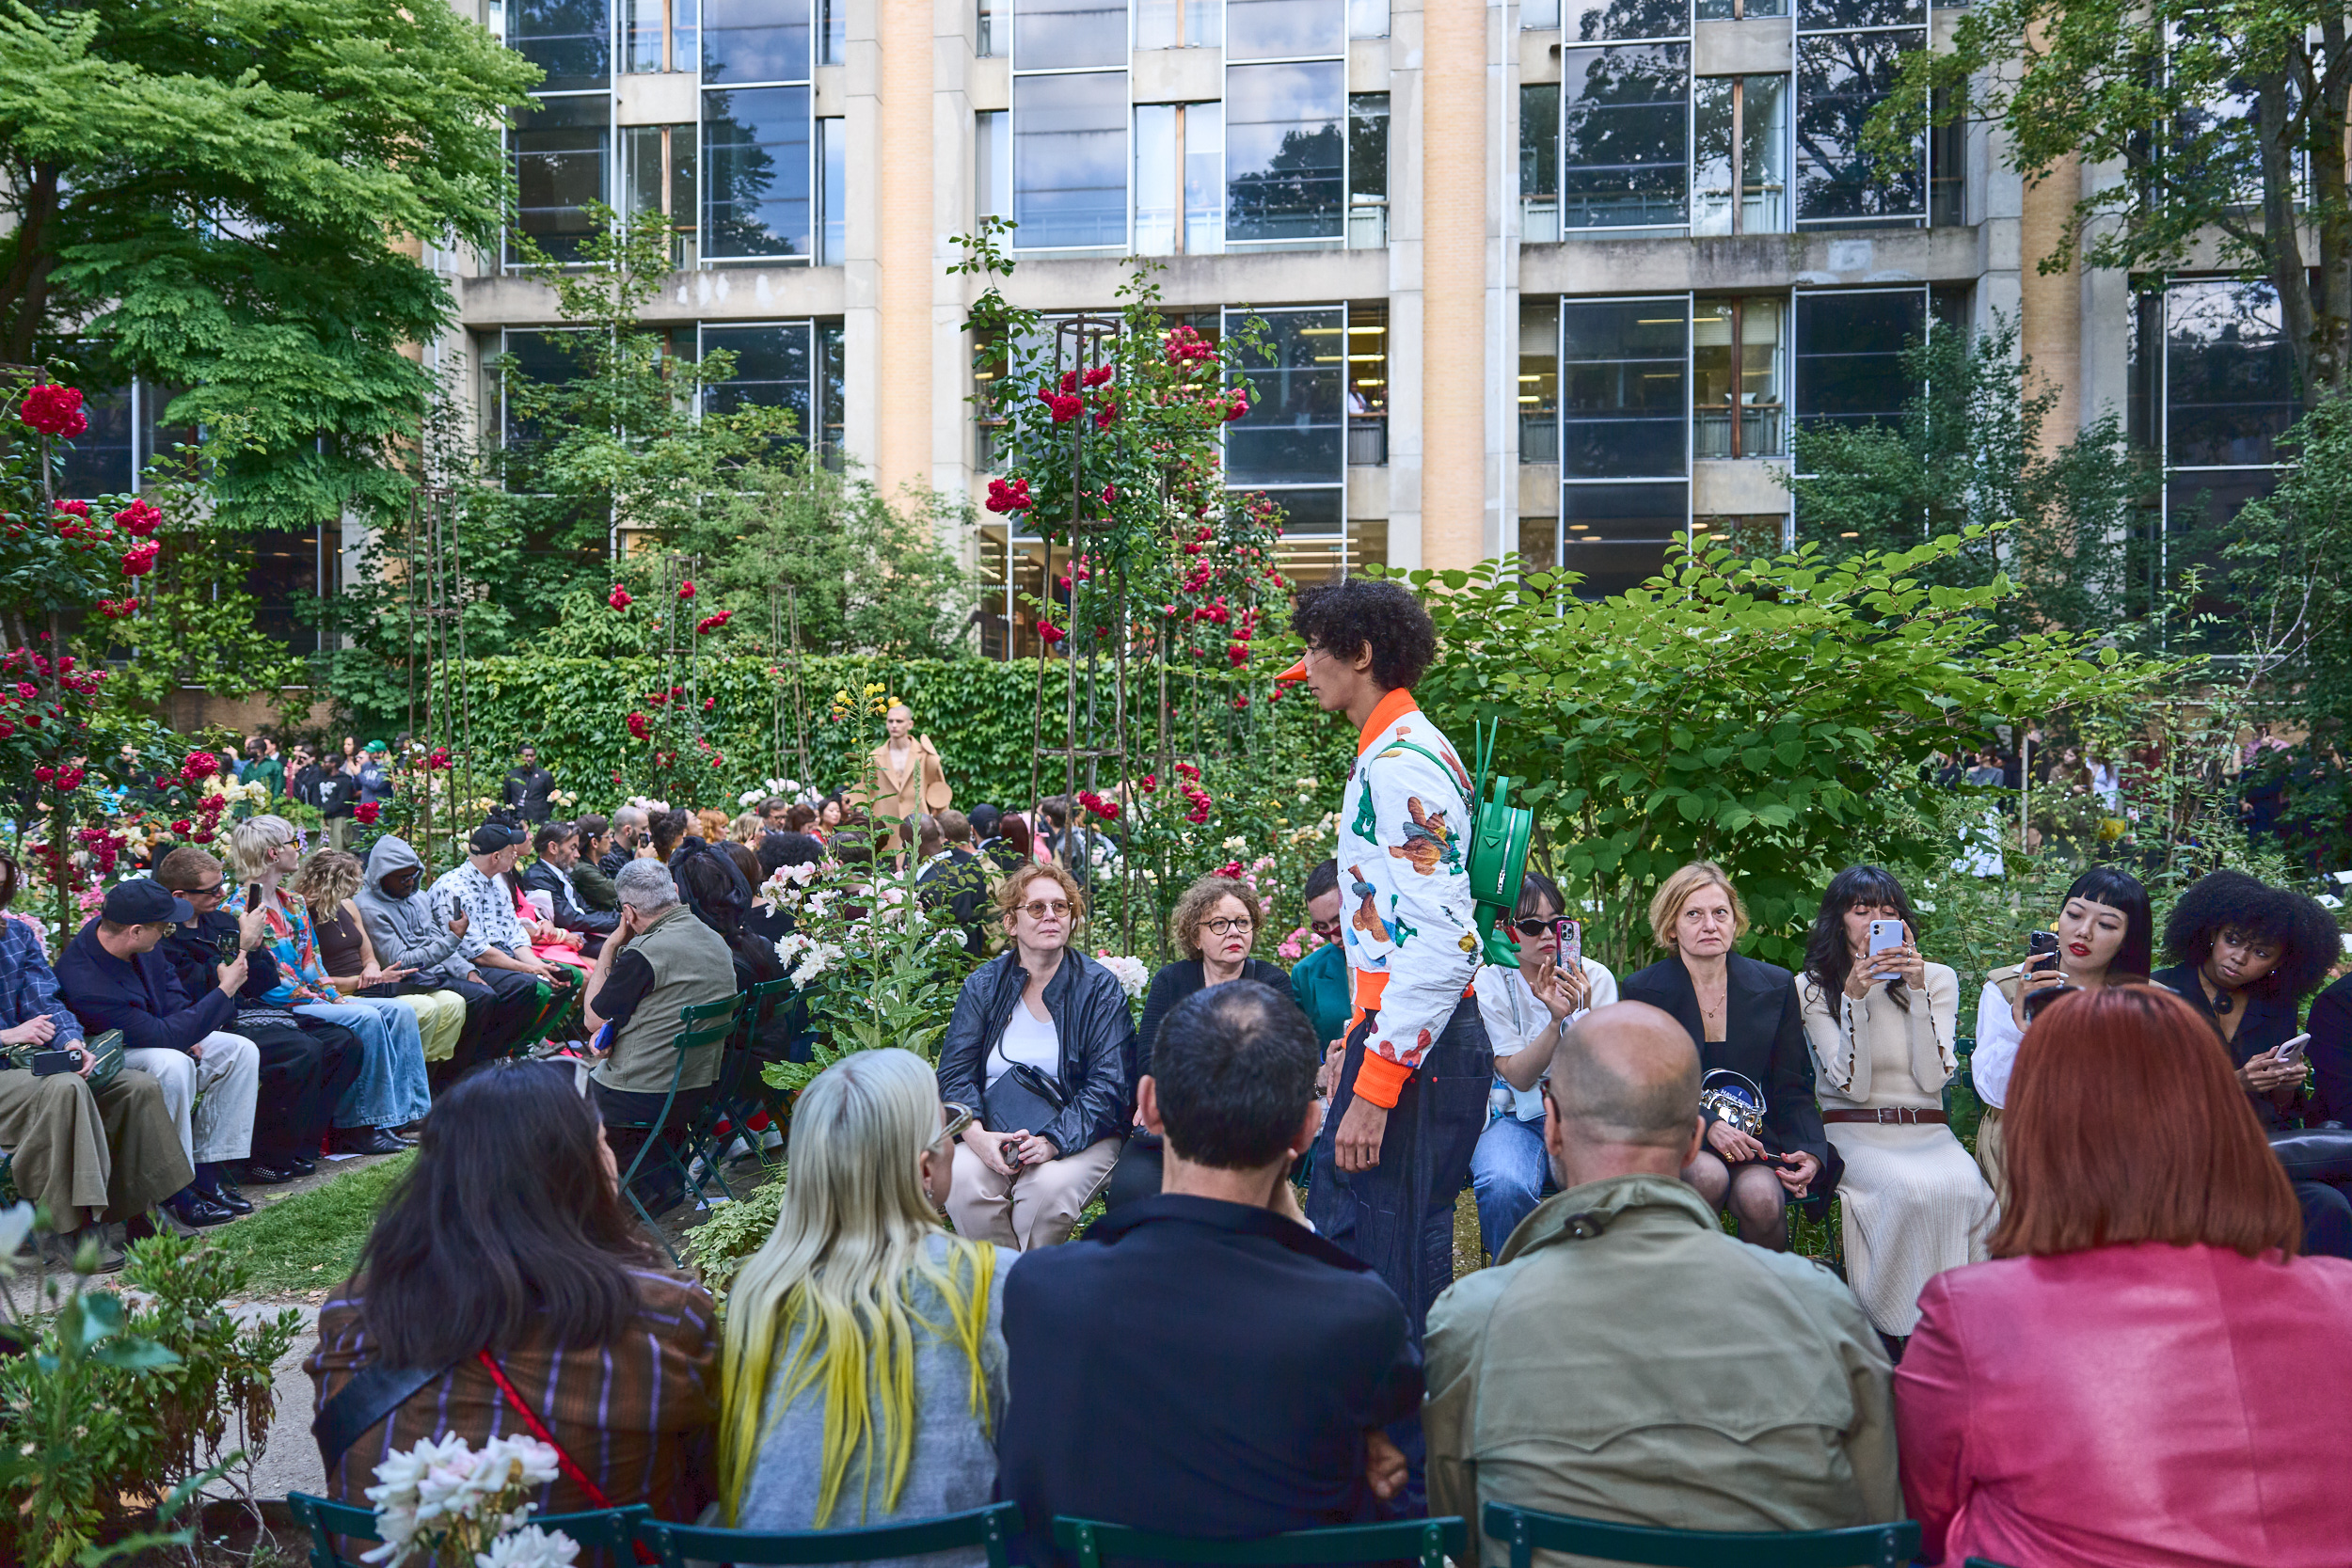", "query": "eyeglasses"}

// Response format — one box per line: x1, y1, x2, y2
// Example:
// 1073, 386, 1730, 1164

1020, 899, 1073, 919
932, 1101, 977, 1149
1201, 916, 1255, 935
186, 881, 226, 900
